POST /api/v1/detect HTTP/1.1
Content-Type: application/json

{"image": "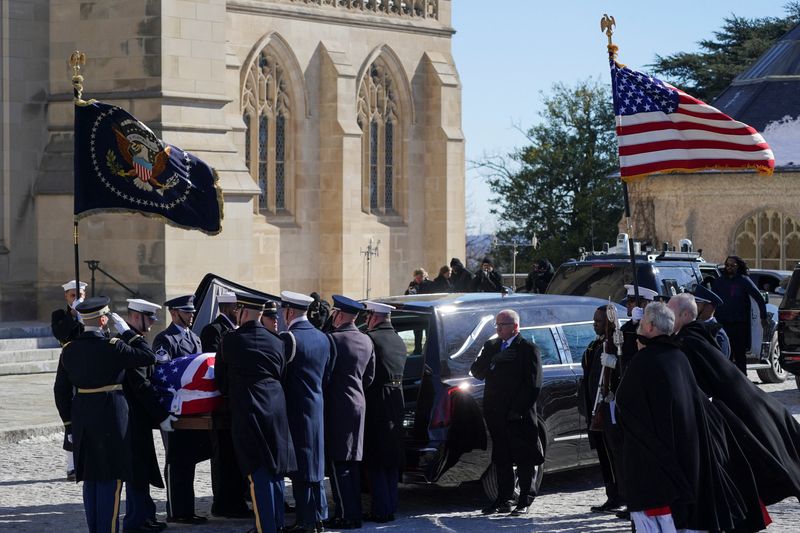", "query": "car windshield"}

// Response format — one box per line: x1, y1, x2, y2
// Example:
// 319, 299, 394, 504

547, 263, 631, 301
